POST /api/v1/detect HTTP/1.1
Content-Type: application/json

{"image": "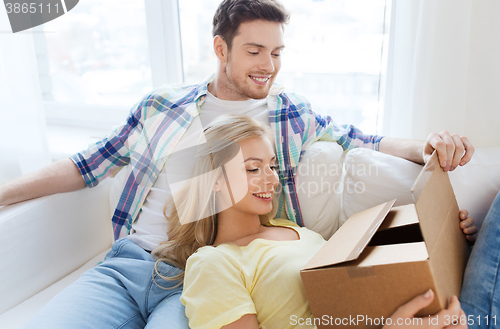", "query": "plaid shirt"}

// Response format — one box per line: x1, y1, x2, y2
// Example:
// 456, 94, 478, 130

71, 76, 383, 240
